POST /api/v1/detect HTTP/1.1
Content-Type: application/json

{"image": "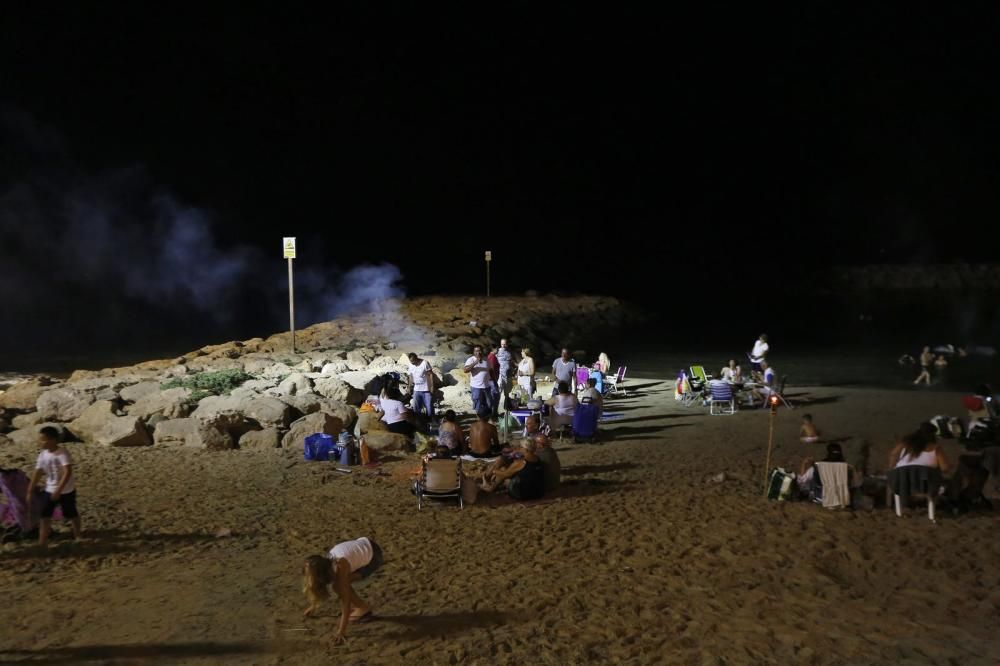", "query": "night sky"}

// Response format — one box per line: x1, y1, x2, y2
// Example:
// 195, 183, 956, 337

2, 5, 999, 360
